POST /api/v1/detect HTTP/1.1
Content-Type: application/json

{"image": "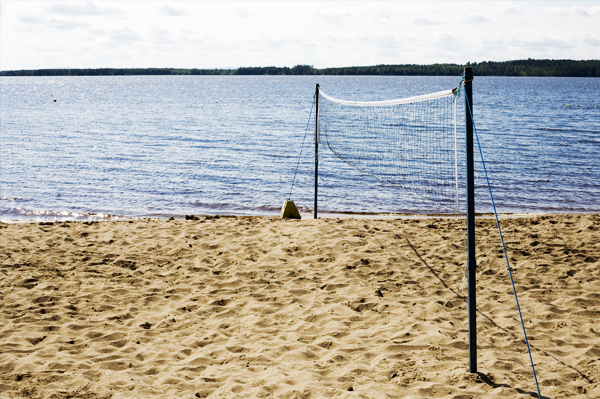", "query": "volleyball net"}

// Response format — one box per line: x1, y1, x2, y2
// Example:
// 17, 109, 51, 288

317, 86, 461, 213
